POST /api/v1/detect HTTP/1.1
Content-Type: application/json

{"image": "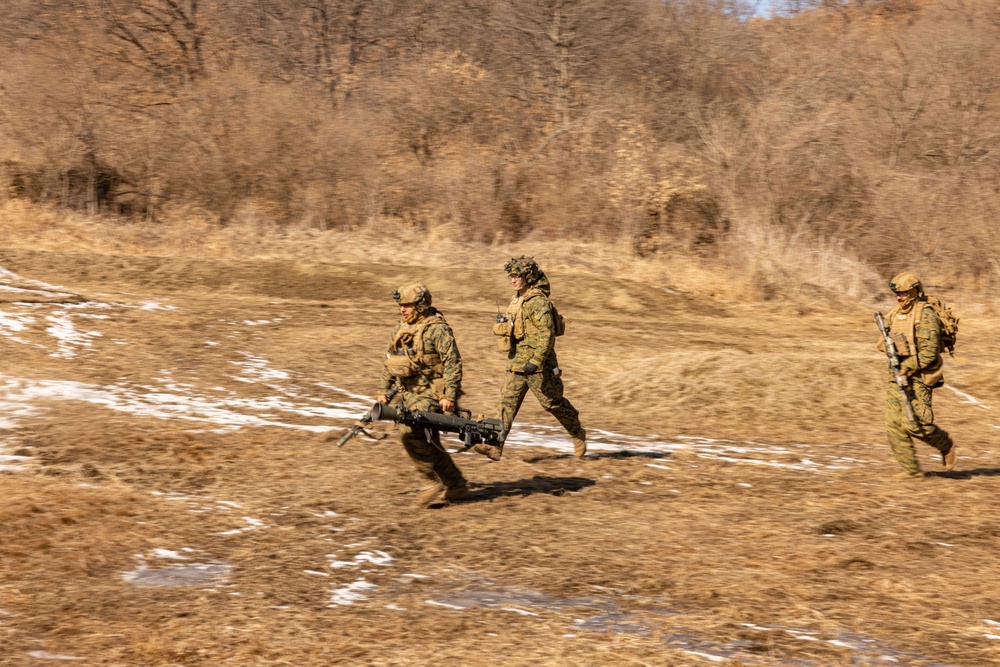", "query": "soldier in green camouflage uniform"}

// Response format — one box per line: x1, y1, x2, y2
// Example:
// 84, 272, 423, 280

474, 257, 586, 460
376, 283, 468, 505
880, 272, 956, 477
